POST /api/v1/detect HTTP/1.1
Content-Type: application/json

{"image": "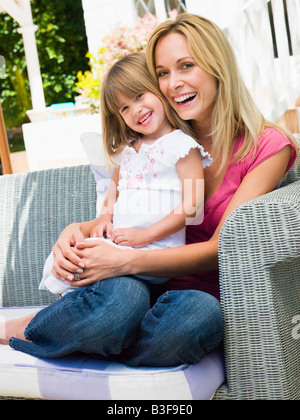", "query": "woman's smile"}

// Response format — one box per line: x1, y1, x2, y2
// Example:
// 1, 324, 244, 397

173, 92, 198, 107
